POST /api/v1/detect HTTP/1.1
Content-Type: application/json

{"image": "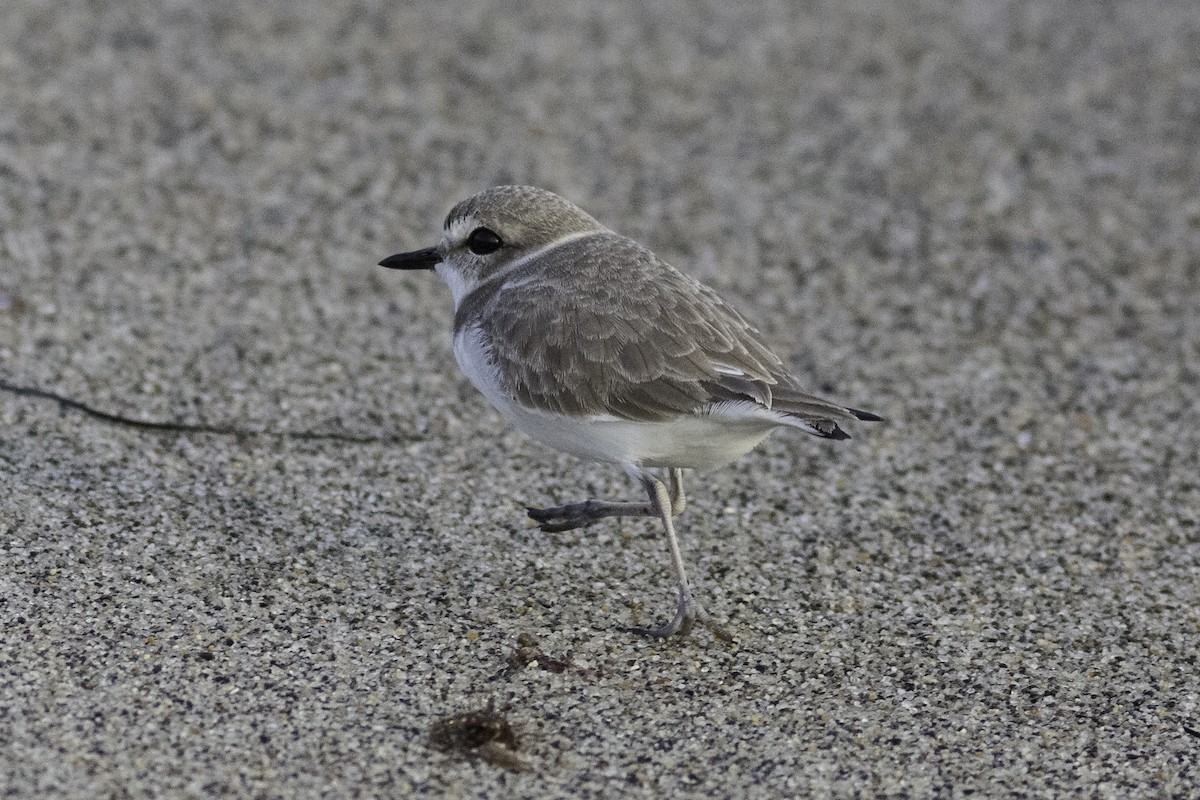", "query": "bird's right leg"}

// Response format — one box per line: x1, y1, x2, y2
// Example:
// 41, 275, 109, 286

527, 468, 686, 532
